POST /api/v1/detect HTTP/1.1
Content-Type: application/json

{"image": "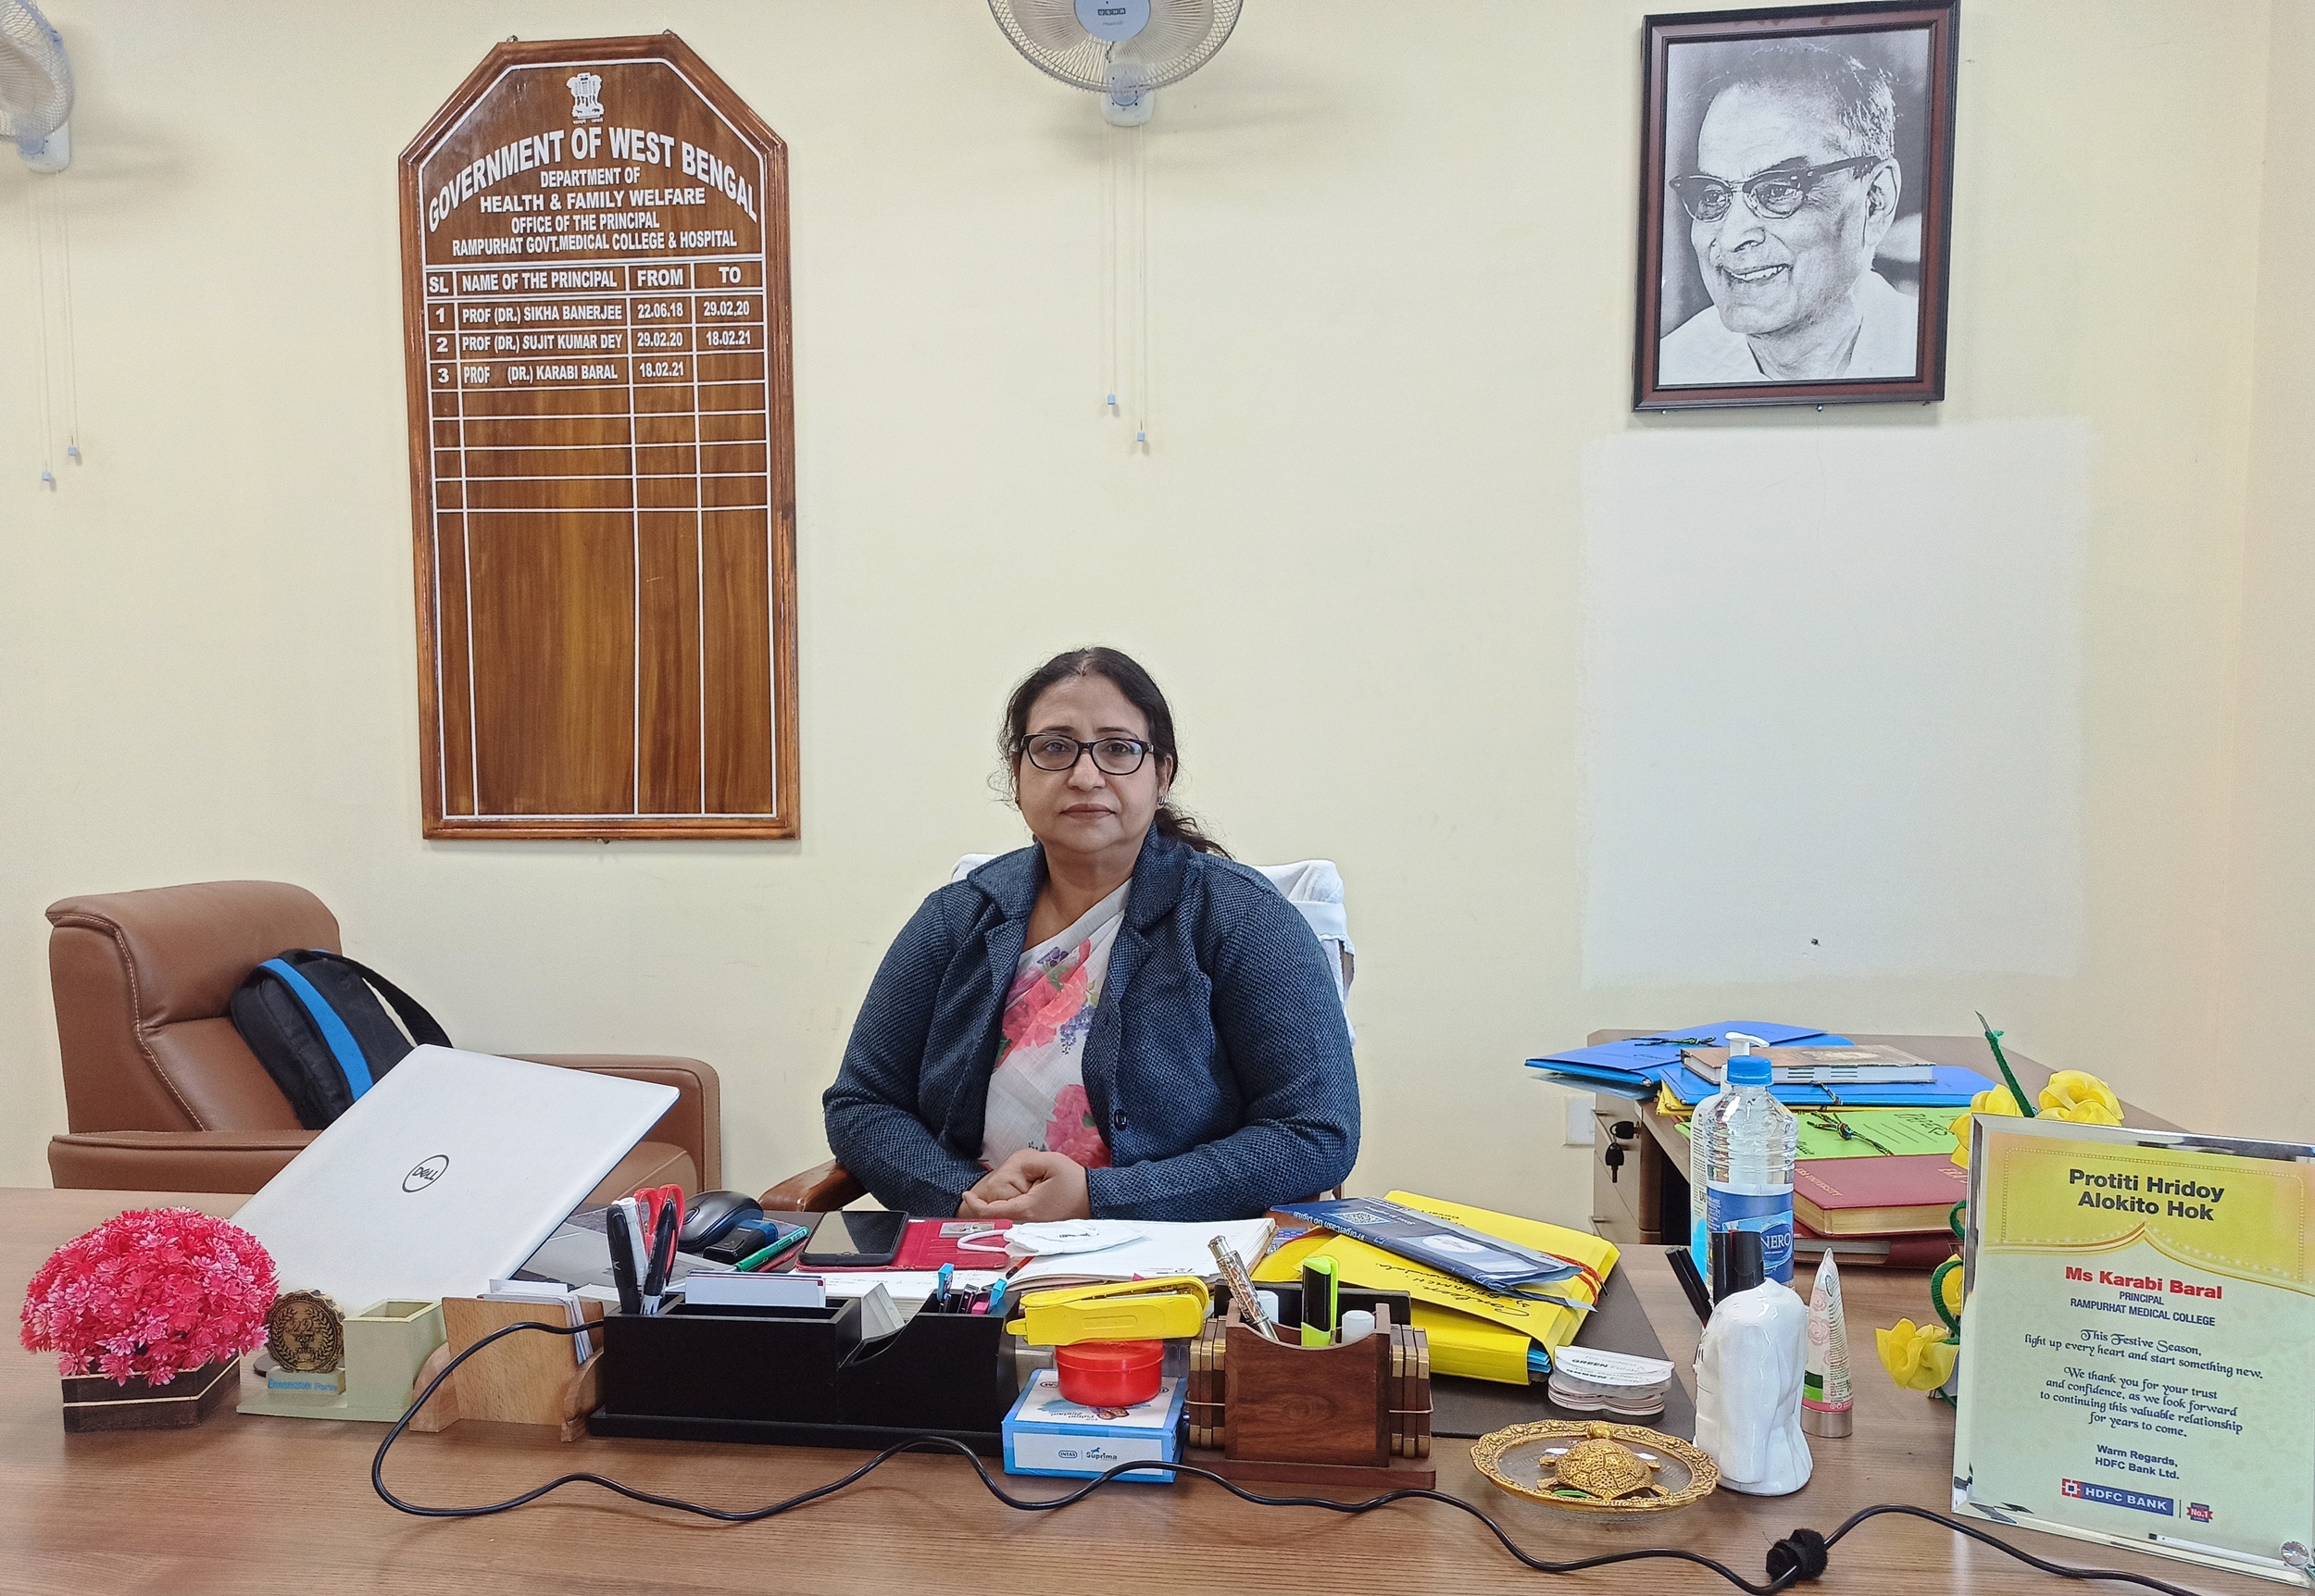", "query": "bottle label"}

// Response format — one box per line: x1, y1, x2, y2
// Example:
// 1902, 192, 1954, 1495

1706, 1184, 1794, 1284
